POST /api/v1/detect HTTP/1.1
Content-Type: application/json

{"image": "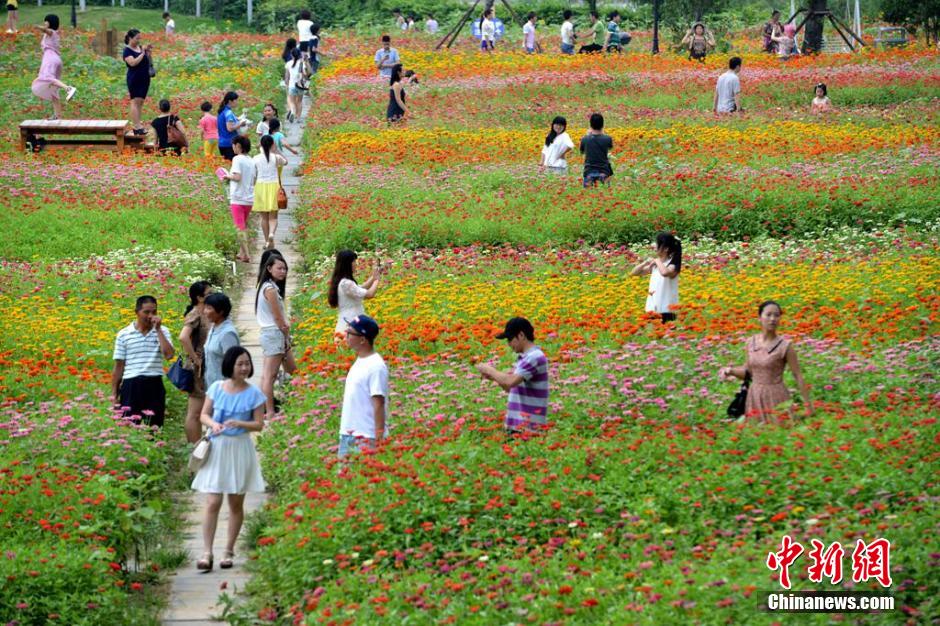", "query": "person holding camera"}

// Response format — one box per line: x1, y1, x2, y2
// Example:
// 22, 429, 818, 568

328, 250, 386, 343
123, 29, 153, 135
